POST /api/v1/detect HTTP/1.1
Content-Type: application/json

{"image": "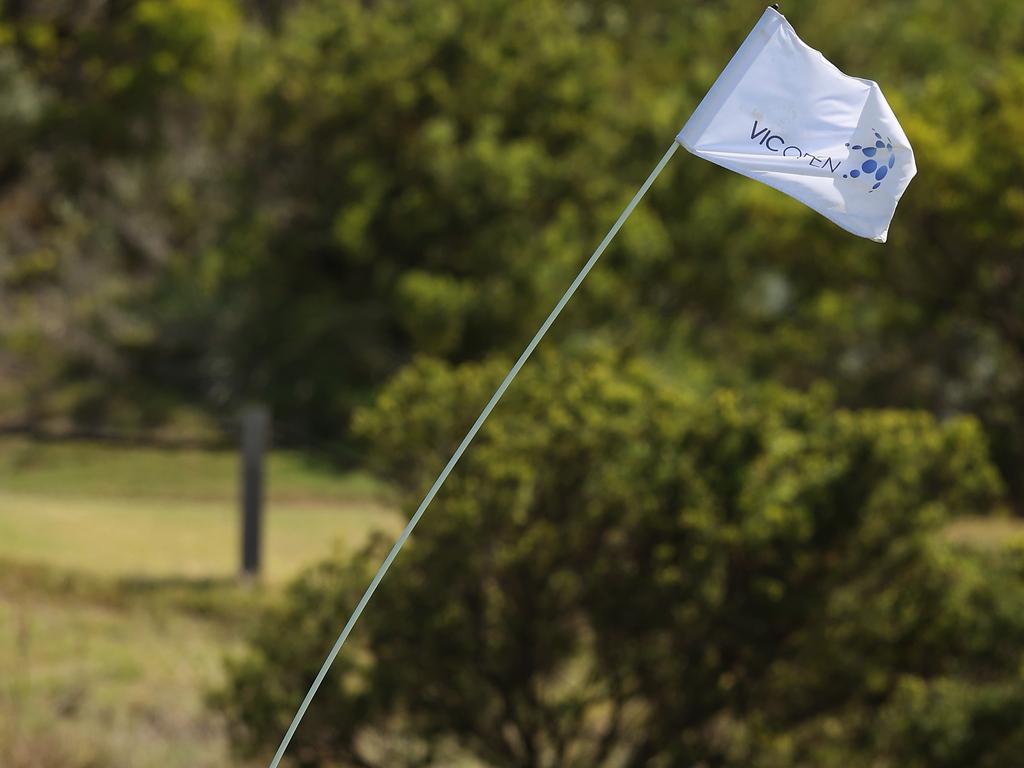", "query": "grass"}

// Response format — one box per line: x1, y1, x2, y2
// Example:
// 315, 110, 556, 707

0, 437, 399, 583
0, 575, 242, 768
0, 491, 393, 583
0, 435, 386, 501
0, 436, 400, 767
